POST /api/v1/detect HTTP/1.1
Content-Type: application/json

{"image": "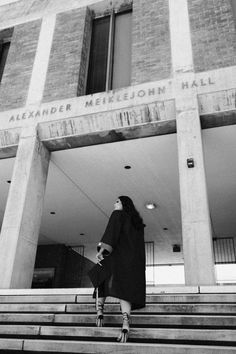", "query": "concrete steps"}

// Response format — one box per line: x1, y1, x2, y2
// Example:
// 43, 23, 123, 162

0, 293, 235, 303
1, 339, 236, 354
0, 287, 234, 353
0, 303, 235, 314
